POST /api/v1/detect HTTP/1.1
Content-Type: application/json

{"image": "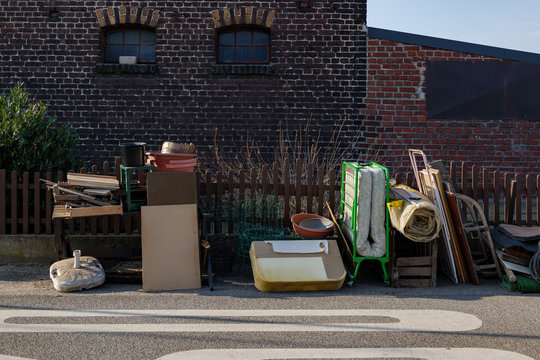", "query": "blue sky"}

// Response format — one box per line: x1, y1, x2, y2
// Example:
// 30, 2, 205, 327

367, 0, 540, 54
